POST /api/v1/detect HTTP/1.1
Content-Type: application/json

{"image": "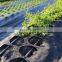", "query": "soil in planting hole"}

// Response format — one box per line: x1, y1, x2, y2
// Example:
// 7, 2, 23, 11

19, 46, 37, 57
9, 58, 27, 62
28, 36, 43, 46
10, 36, 24, 46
